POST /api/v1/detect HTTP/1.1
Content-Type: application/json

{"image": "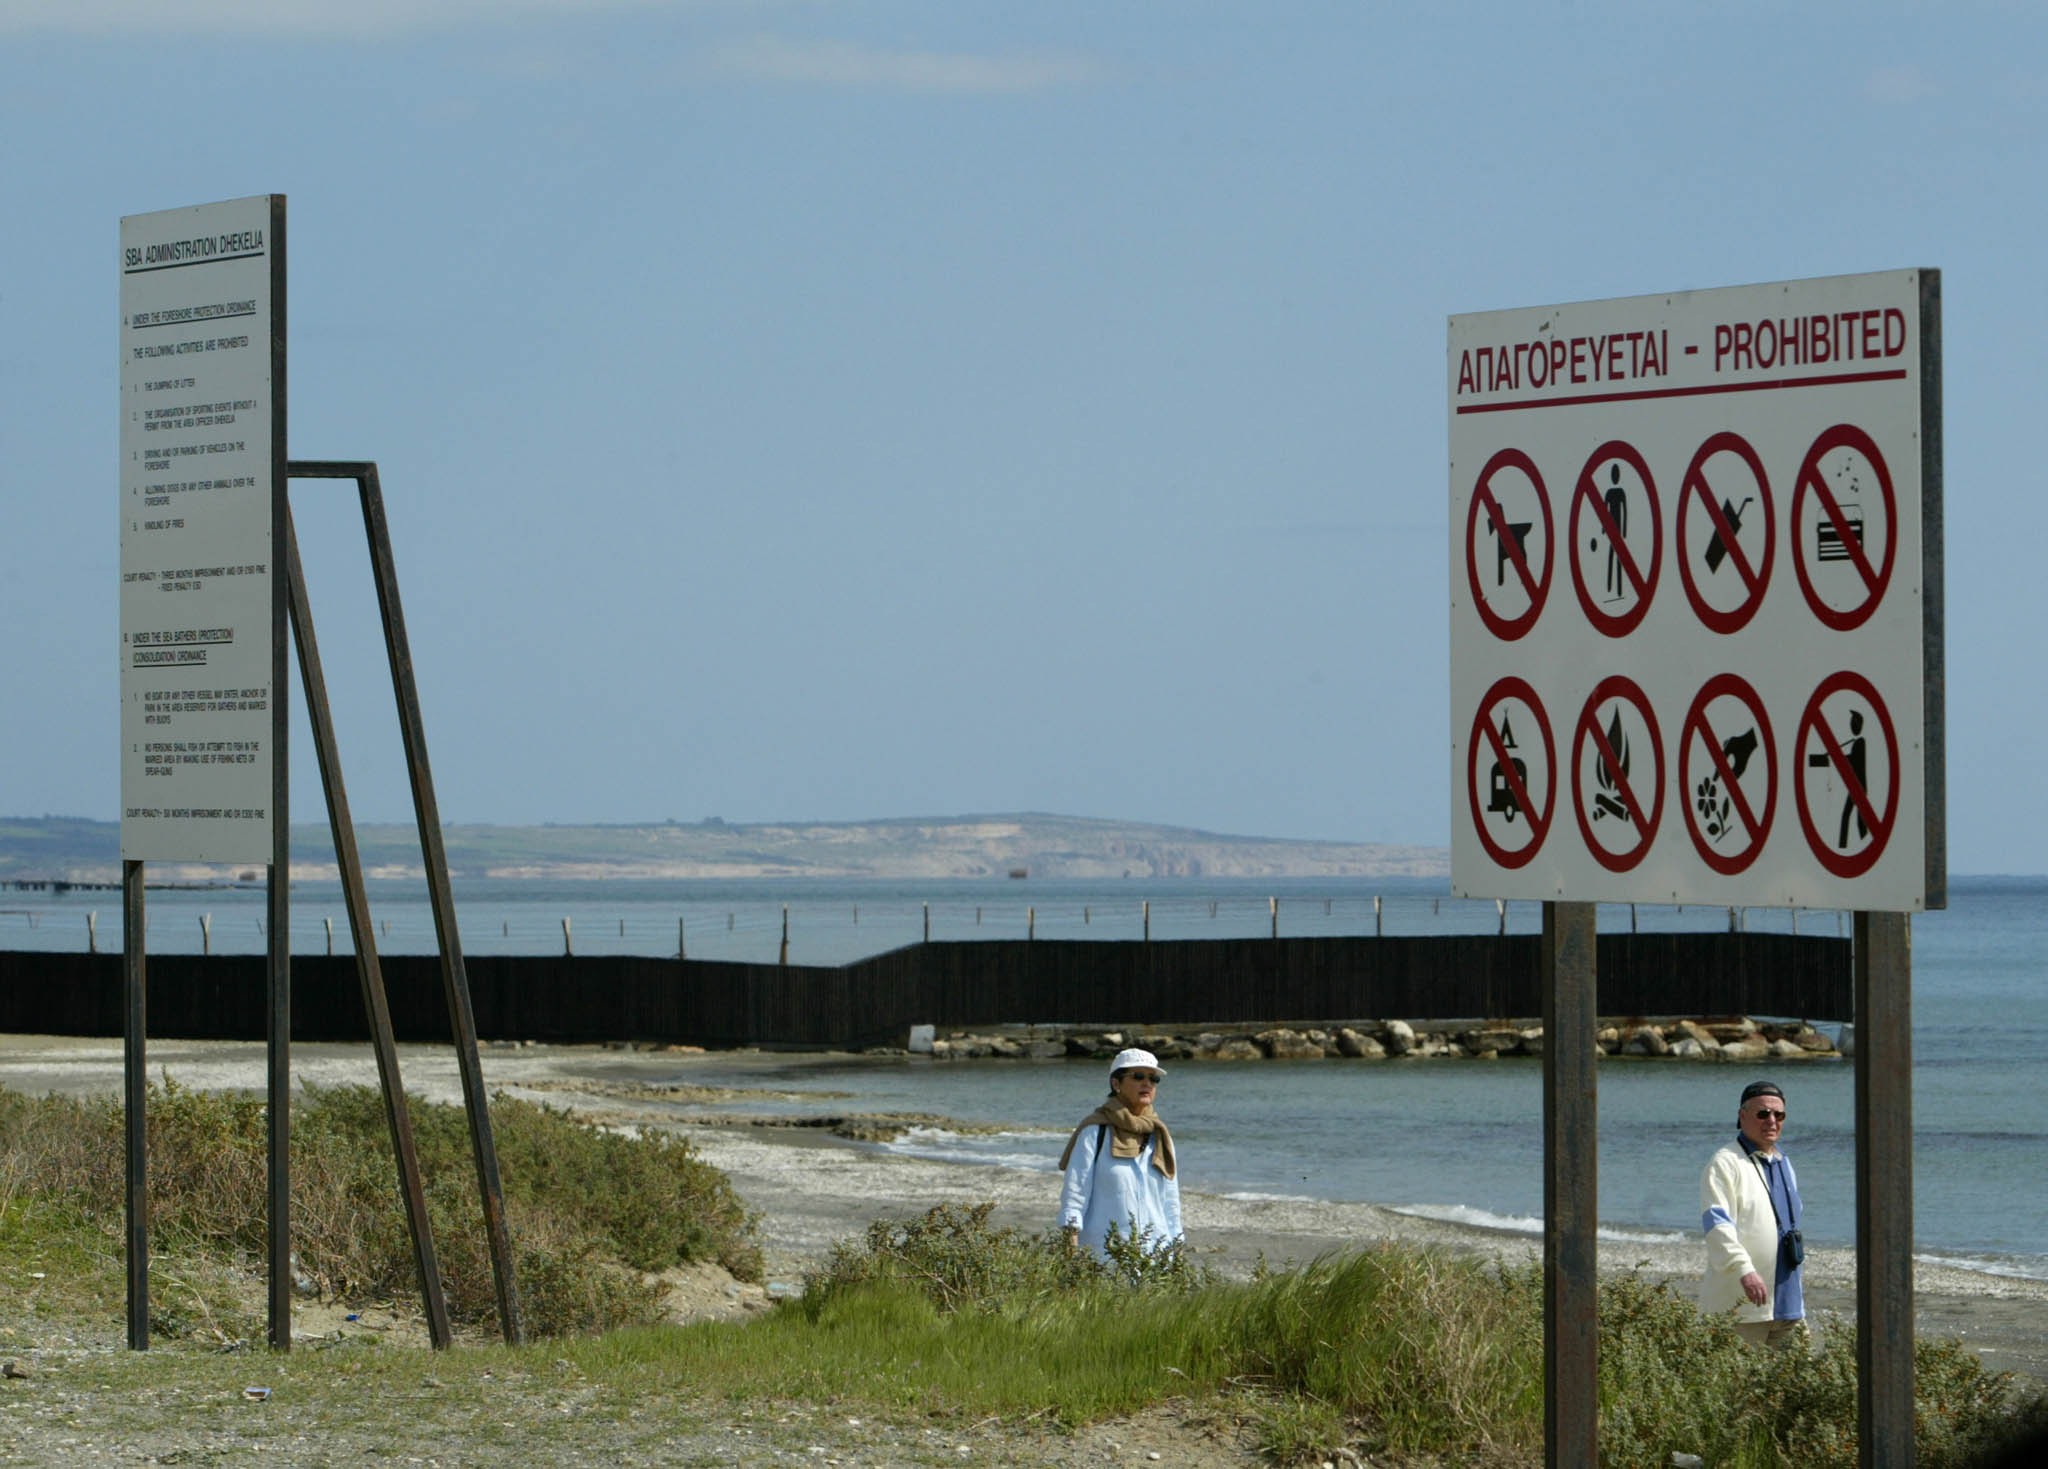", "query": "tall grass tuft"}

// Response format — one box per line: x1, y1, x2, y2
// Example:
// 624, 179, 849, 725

0, 1079, 760, 1339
